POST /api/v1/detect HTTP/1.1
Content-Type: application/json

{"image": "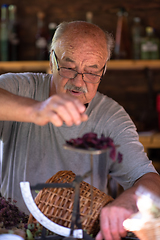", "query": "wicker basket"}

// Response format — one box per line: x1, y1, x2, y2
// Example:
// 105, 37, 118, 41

28, 171, 113, 236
